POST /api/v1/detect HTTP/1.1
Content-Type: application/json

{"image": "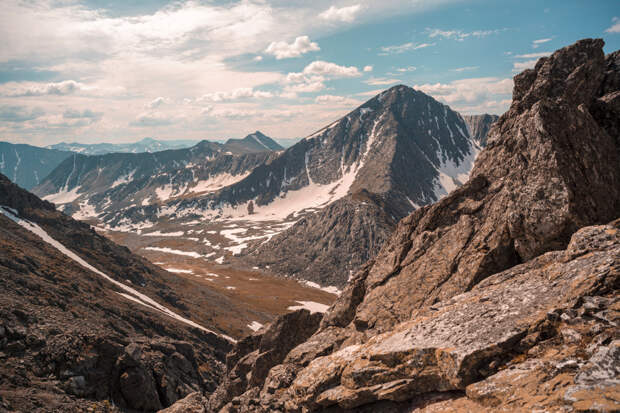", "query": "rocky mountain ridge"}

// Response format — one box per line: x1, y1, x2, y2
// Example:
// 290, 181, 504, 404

198, 38, 620, 412
32, 135, 282, 221
0, 142, 72, 189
